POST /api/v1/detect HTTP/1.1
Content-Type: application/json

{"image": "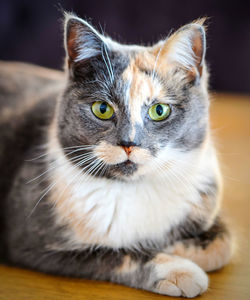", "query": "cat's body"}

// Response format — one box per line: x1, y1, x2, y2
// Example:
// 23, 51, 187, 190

0, 14, 232, 297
